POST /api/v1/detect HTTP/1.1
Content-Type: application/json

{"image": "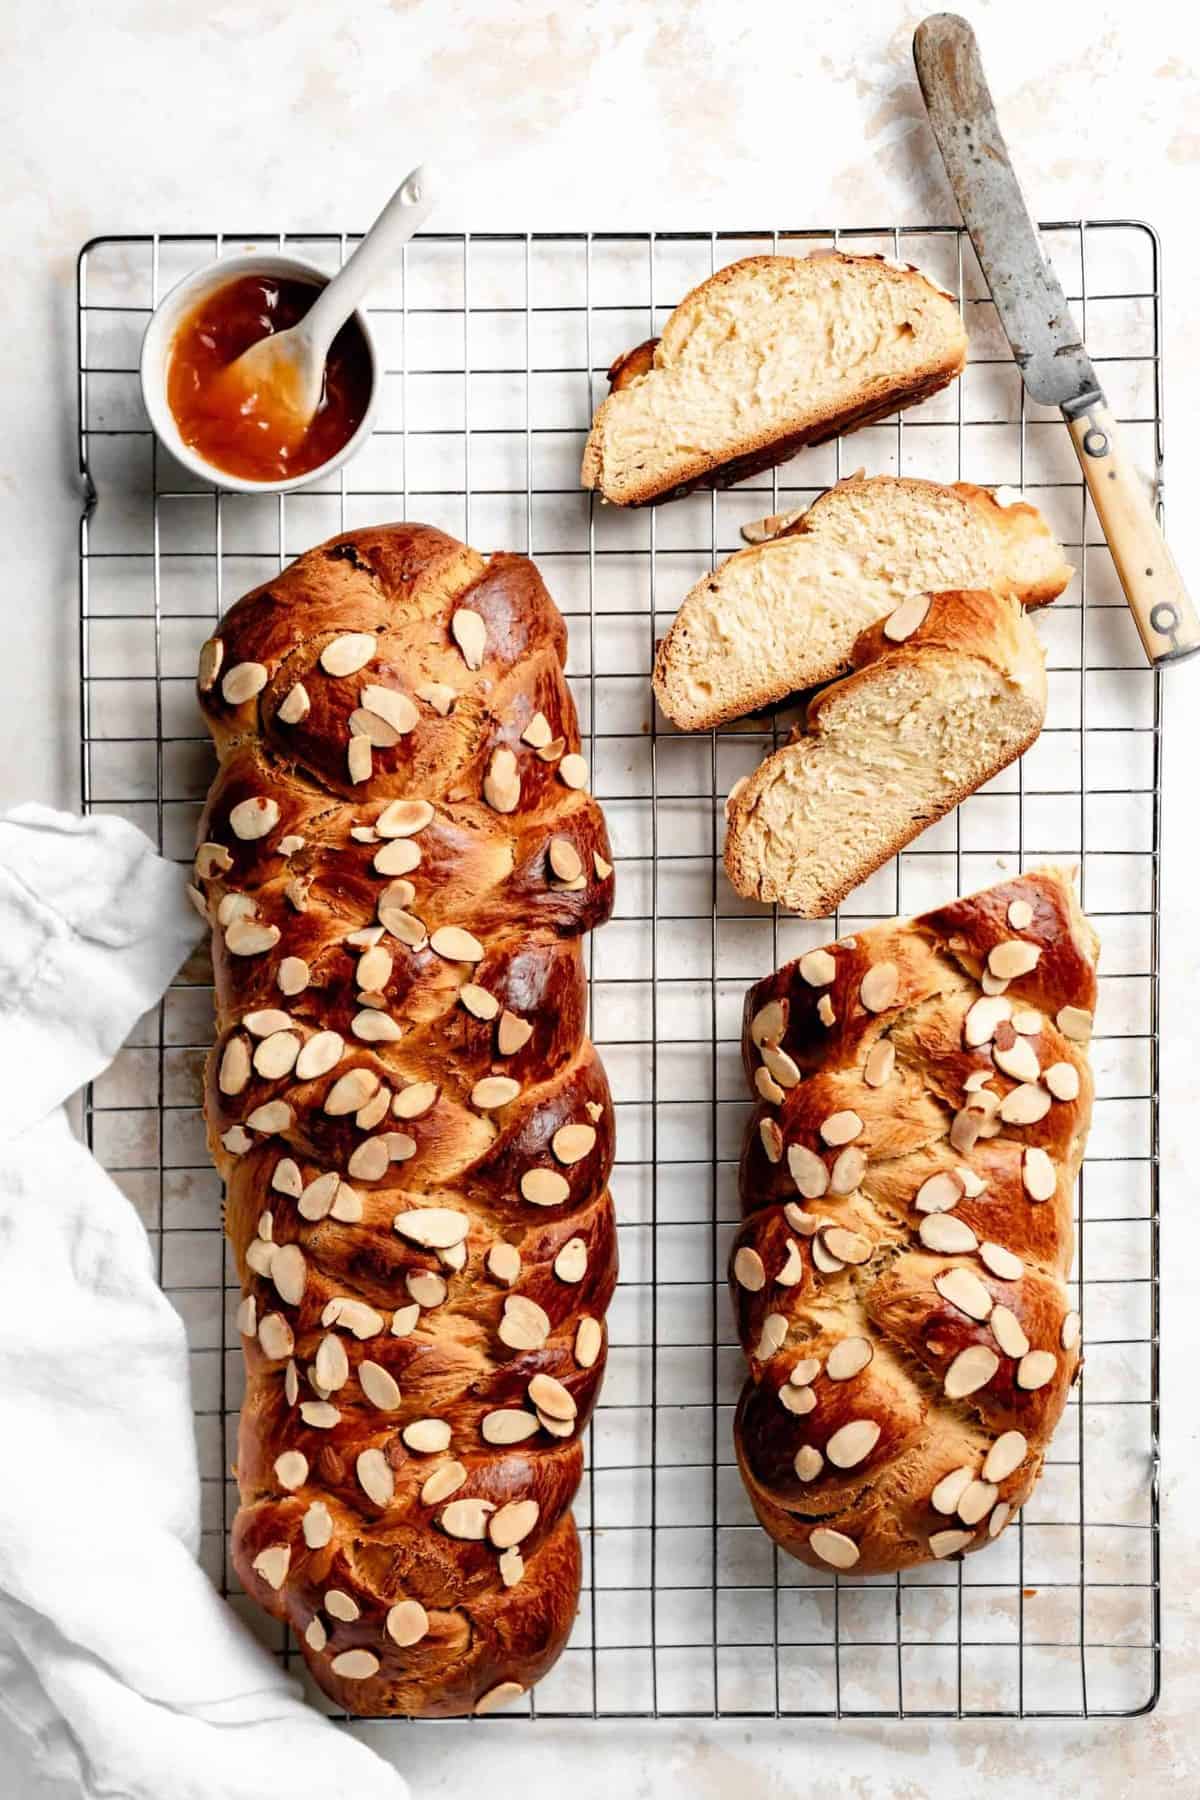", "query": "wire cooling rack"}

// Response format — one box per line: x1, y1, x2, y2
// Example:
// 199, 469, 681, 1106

76, 221, 1161, 1721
